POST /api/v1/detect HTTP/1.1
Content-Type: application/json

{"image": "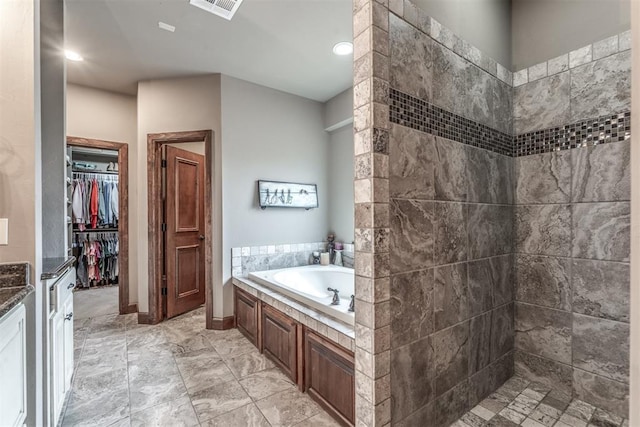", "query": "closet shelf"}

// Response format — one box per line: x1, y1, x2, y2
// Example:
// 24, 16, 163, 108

73, 227, 118, 233
72, 169, 119, 175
